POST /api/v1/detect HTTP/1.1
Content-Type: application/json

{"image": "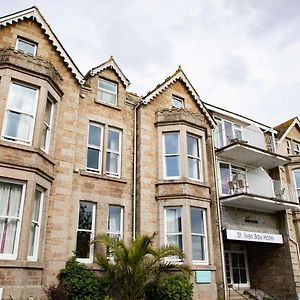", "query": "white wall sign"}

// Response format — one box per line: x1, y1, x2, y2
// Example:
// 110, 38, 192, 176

226, 229, 283, 244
